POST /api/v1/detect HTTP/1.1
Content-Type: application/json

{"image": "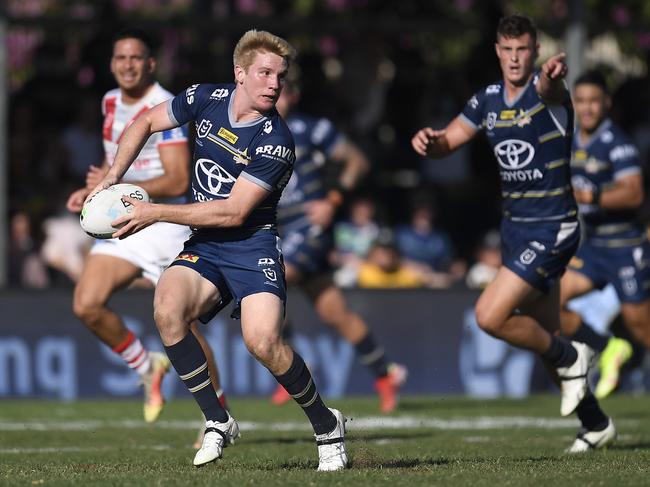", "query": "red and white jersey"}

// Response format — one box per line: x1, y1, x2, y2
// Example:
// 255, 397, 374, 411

102, 82, 187, 202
